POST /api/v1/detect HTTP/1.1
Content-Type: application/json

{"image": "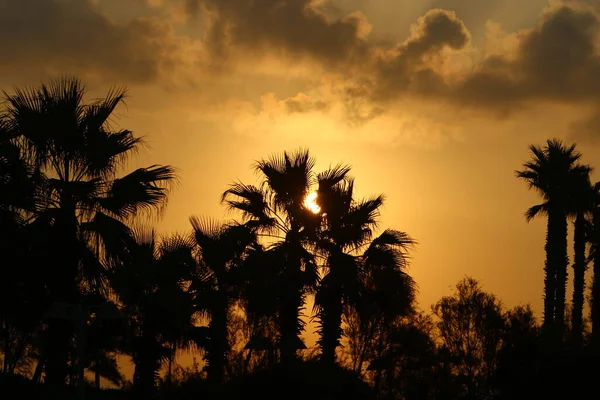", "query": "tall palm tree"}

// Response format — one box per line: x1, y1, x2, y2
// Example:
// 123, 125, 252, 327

3, 77, 176, 383
0, 118, 45, 374
568, 166, 593, 347
516, 139, 584, 342
587, 183, 600, 348
189, 218, 257, 384
221, 150, 323, 364
314, 174, 415, 364
110, 229, 196, 398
